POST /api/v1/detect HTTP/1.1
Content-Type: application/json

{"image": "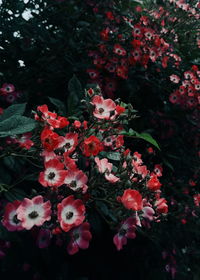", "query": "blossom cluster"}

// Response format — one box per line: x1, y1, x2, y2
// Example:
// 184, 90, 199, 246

87, 6, 181, 97
1, 90, 168, 254
0, 83, 22, 104
169, 65, 200, 109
